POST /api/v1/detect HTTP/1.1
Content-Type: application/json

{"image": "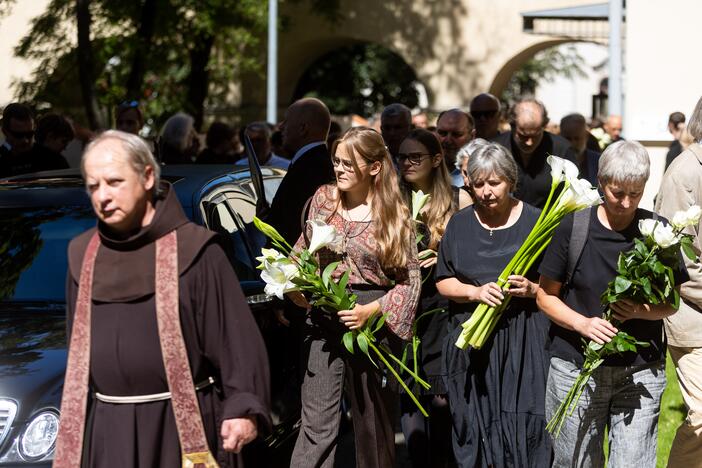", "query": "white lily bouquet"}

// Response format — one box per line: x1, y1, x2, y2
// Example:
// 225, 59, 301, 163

253, 217, 431, 415
547, 205, 702, 436
455, 155, 601, 350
